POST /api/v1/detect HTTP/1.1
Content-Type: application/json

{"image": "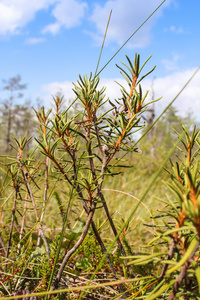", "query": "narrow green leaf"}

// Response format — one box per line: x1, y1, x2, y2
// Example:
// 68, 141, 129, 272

116, 63, 132, 82
137, 65, 156, 84
146, 279, 175, 300
139, 54, 152, 73
195, 266, 200, 293
167, 236, 198, 274
127, 252, 167, 265
125, 55, 134, 74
